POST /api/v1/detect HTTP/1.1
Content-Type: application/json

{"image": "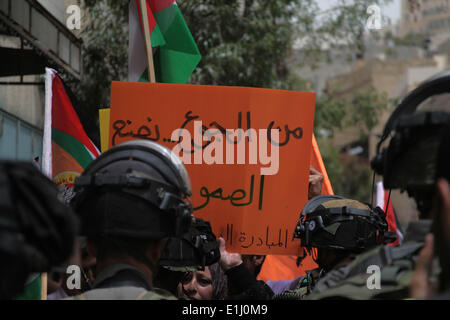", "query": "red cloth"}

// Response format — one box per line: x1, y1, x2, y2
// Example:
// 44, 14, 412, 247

384, 190, 402, 246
